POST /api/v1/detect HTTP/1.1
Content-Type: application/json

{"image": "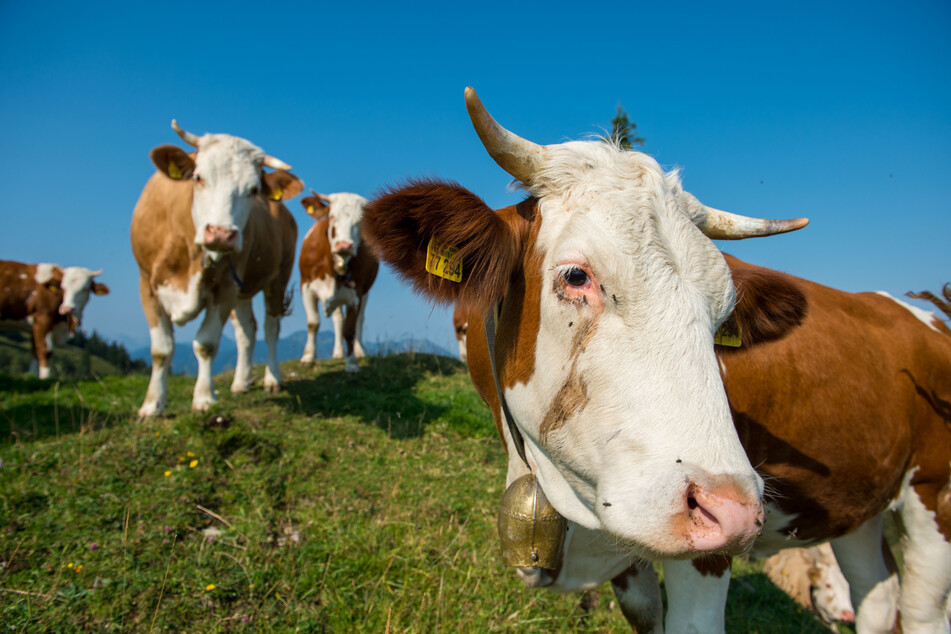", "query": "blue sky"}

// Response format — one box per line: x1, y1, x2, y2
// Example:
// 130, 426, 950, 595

1, 1, 949, 355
